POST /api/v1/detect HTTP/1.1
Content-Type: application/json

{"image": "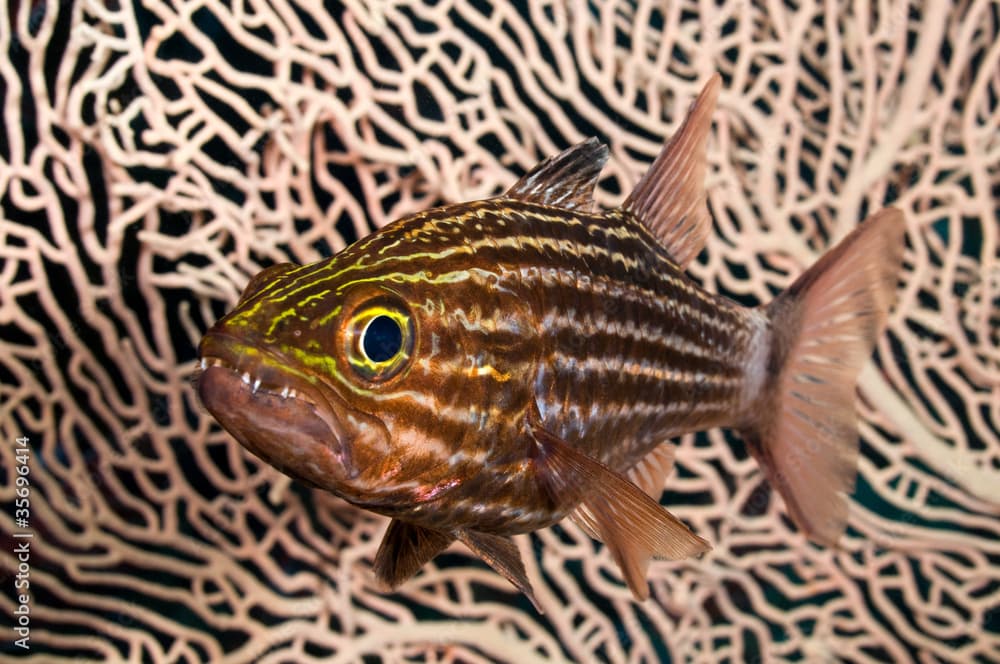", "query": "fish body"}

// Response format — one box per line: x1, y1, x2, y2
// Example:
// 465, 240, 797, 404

197, 75, 905, 607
